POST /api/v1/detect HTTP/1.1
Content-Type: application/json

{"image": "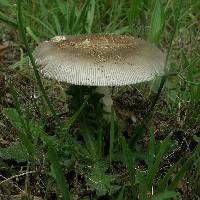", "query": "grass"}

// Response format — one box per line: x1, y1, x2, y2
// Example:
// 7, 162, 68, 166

0, 0, 200, 199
